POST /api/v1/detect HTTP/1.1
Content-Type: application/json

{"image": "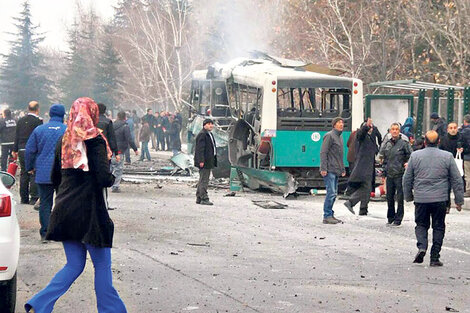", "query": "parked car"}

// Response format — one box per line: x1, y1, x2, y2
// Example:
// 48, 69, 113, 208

0, 171, 18, 313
